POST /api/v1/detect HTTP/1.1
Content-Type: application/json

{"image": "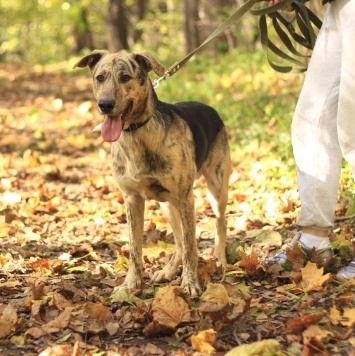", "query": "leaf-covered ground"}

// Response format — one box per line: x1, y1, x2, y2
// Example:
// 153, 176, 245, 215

1, 62, 355, 356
